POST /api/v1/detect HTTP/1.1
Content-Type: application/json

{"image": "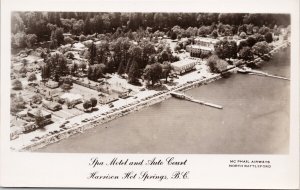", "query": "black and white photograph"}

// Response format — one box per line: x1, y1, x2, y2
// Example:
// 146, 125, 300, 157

9, 11, 291, 154
1, 0, 299, 189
